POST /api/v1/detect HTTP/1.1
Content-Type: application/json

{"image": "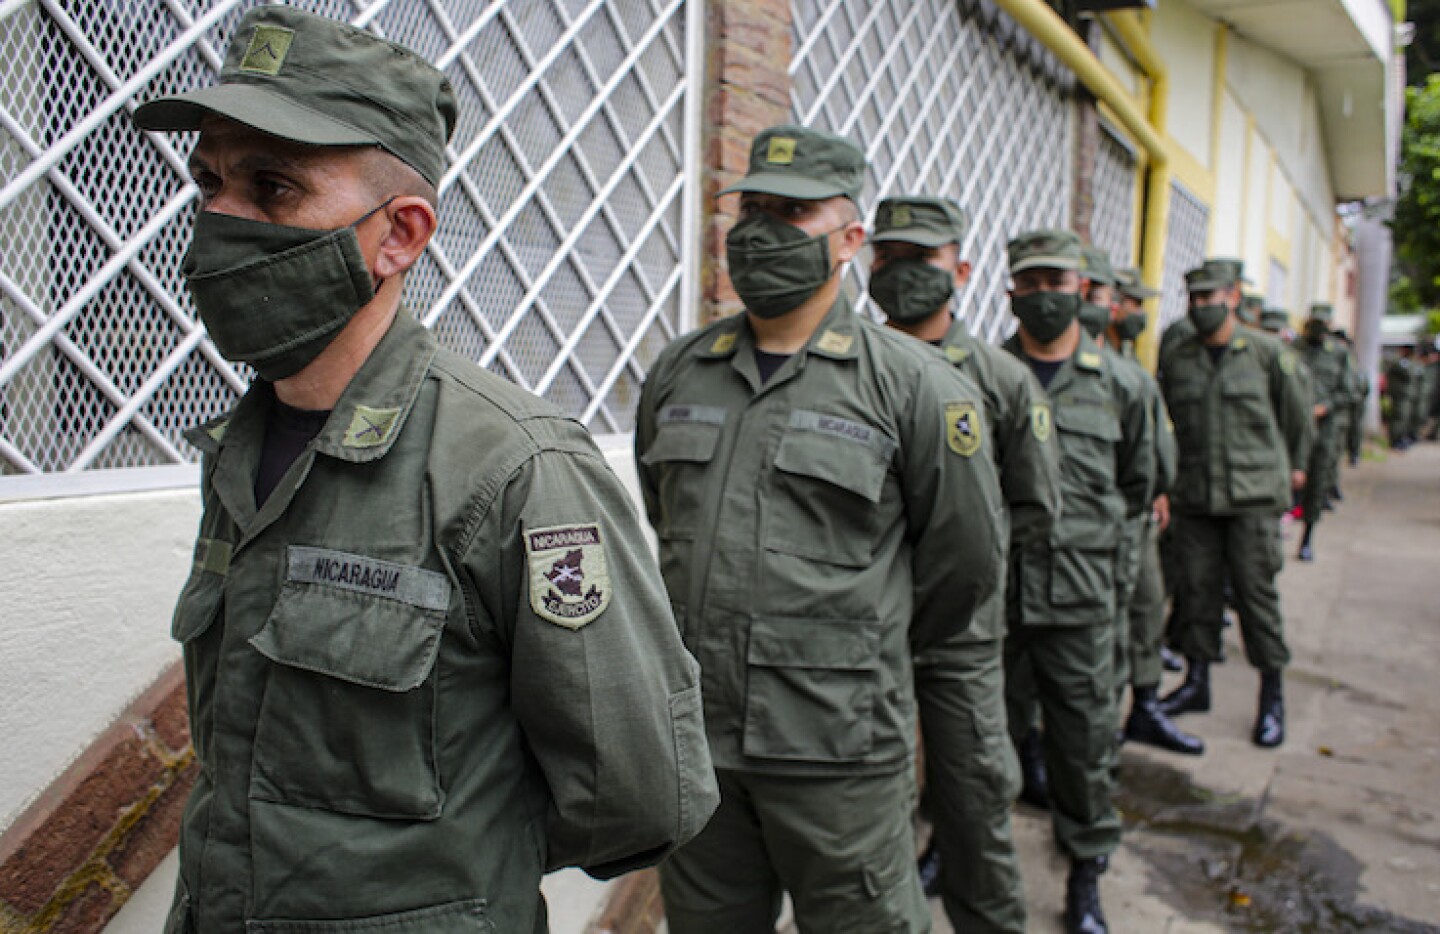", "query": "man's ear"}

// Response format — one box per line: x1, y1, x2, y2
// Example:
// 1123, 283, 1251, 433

372, 196, 437, 280
833, 220, 866, 265
953, 259, 972, 289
